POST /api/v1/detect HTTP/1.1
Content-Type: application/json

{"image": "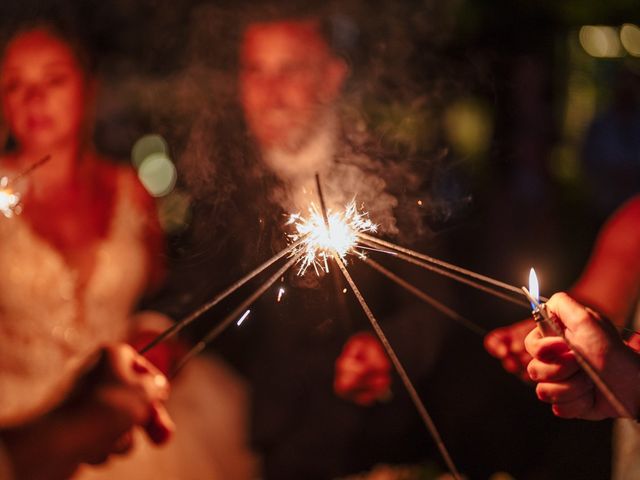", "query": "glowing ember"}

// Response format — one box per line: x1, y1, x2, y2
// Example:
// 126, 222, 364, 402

277, 287, 285, 302
287, 200, 377, 276
236, 309, 251, 326
0, 177, 21, 218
